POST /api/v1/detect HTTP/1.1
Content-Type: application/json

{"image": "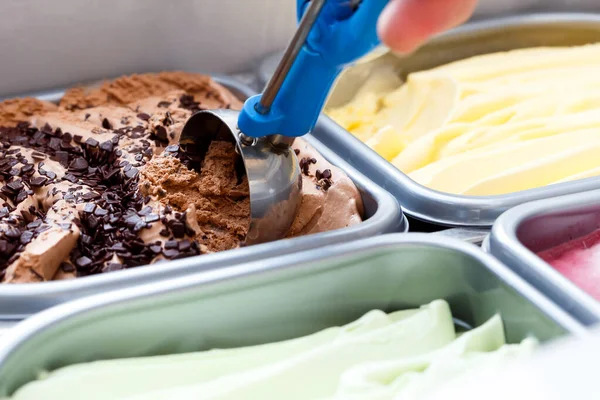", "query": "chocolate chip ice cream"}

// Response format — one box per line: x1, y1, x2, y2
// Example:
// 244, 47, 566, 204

0, 72, 363, 284
138, 142, 250, 253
